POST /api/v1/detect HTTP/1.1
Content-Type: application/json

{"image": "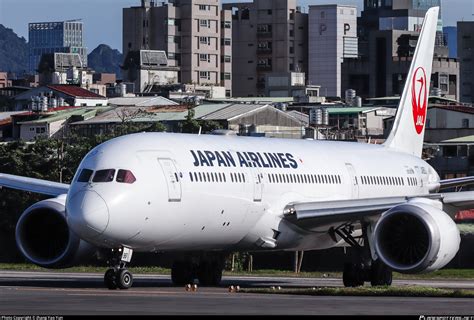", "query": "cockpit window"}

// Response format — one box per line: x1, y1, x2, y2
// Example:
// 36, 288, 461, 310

77, 169, 93, 183
116, 170, 137, 184
92, 169, 116, 183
